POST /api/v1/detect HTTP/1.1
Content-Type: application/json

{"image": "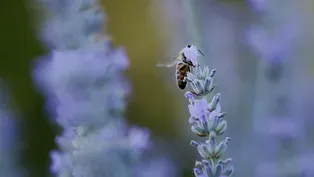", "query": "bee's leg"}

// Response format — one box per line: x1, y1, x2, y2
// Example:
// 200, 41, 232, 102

184, 77, 192, 83
191, 64, 199, 69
